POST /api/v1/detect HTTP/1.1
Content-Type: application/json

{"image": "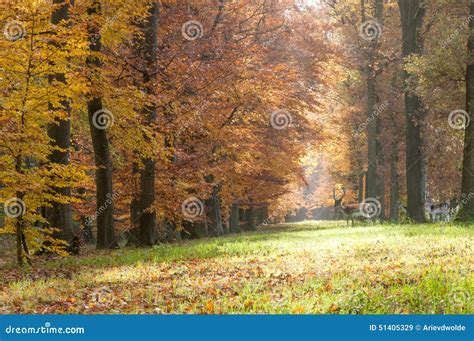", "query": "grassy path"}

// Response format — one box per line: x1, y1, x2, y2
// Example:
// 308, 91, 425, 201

0, 222, 472, 314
